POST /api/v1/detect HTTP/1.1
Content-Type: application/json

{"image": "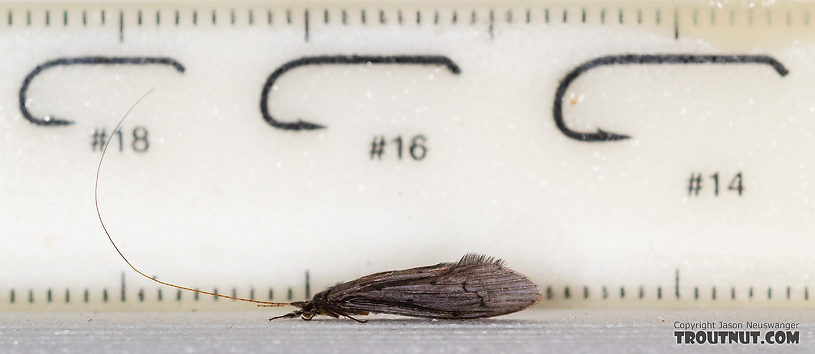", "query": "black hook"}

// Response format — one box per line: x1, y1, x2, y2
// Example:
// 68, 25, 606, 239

553, 54, 789, 142
259, 55, 461, 131
19, 56, 185, 126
